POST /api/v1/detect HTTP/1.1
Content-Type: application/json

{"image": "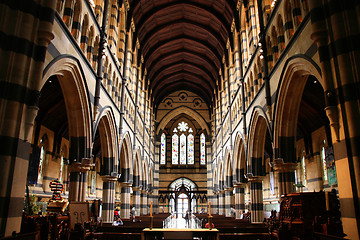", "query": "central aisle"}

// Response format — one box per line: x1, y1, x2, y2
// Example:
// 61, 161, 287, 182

163, 213, 202, 229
